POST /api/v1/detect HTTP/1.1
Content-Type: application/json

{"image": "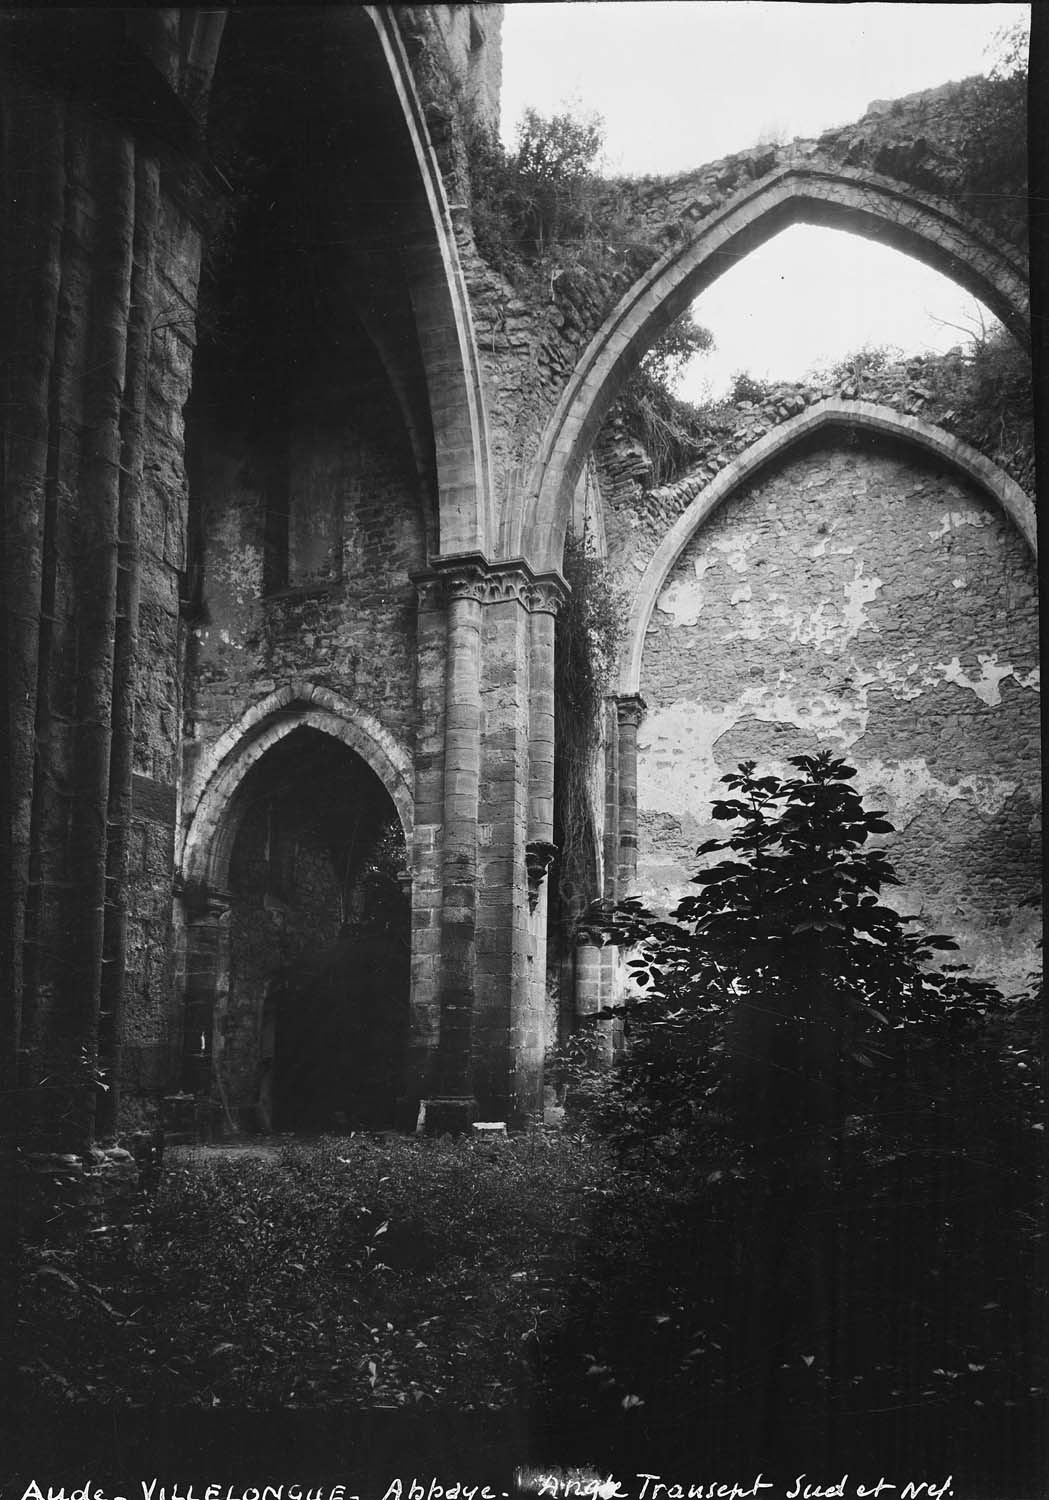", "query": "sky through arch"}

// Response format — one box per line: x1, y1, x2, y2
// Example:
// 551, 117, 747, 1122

677, 224, 1005, 401
500, 3, 1028, 392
